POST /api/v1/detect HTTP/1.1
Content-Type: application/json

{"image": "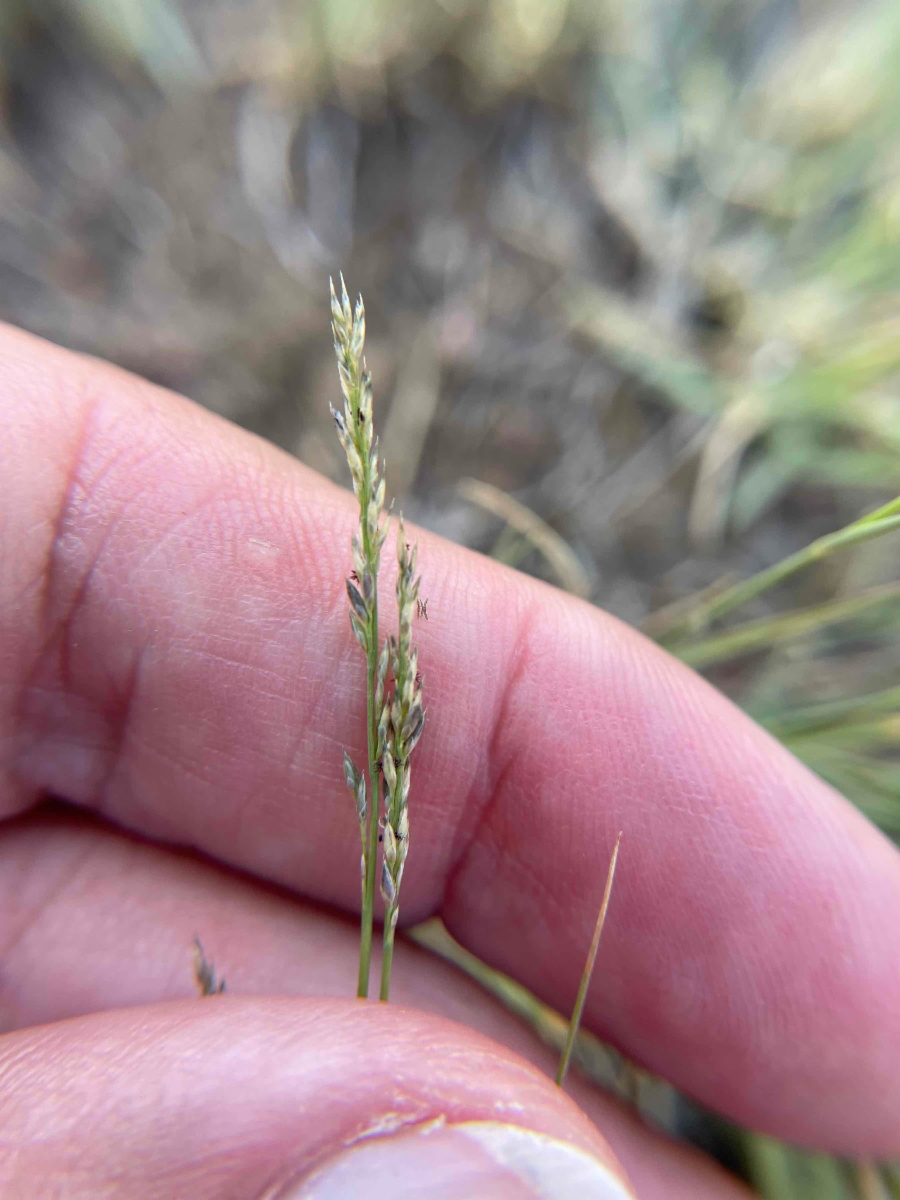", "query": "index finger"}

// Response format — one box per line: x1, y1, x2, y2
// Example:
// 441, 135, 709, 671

3, 323, 899, 1155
